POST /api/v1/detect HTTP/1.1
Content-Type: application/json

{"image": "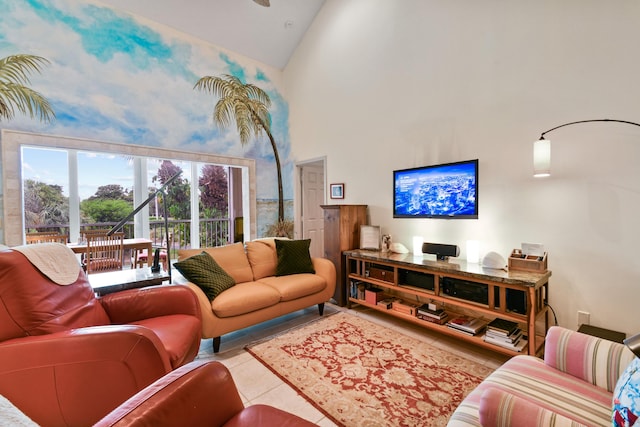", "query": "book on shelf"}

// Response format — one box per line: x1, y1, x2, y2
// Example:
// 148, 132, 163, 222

484, 334, 528, 352
349, 280, 367, 300
417, 312, 449, 325
446, 316, 487, 335
417, 304, 447, 318
485, 328, 523, 344
419, 311, 448, 321
354, 280, 367, 299
486, 318, 519, 336
446, 324, 477, 336
417, 310, 447, 320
